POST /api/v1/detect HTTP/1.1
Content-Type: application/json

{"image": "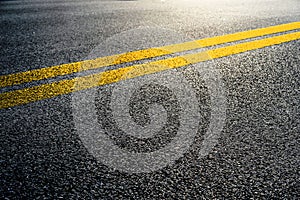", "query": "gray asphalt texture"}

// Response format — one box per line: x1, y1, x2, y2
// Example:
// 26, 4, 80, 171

1, 0, 300, 199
